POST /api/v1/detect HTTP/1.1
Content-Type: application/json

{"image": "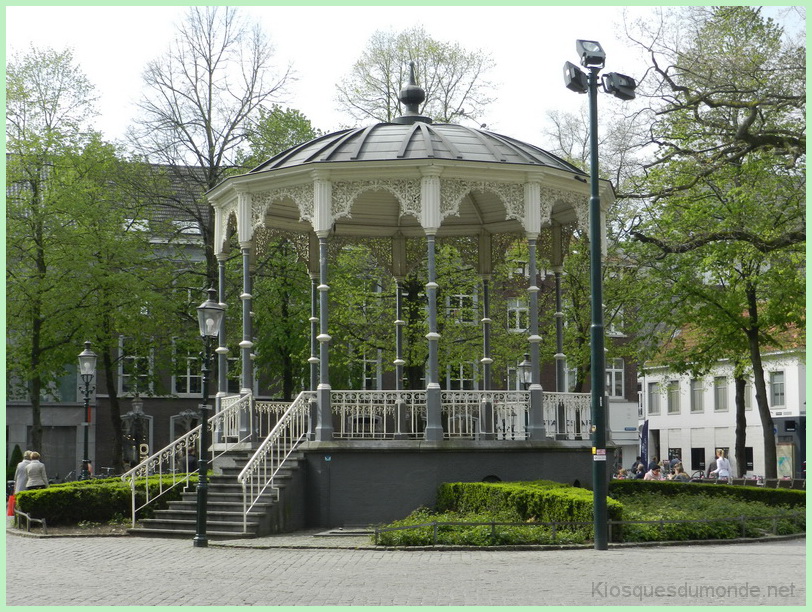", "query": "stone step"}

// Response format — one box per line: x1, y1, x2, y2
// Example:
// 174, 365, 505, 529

138, 517, 257, 534
128, 527, 257, 540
